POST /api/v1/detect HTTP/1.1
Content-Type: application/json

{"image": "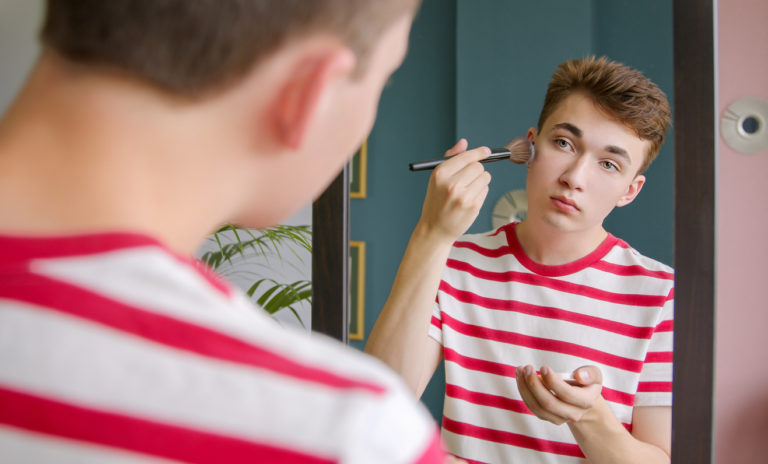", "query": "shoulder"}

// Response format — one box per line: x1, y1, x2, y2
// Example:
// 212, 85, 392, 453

451, 225, 511, 257
233, 315, 443, 463
603, 238, 675, 278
